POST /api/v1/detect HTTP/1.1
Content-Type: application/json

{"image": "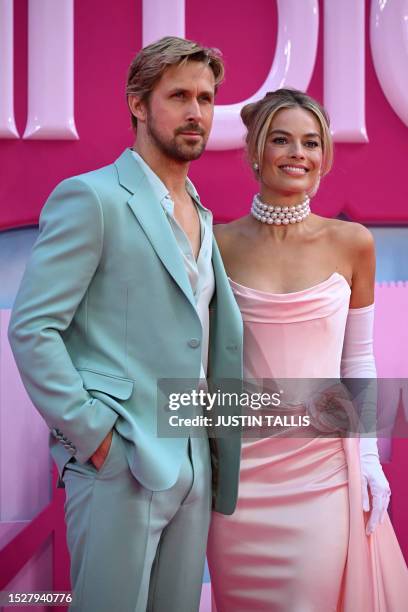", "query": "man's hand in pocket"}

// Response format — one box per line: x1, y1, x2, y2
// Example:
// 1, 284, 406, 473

90, 430, 113, 470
